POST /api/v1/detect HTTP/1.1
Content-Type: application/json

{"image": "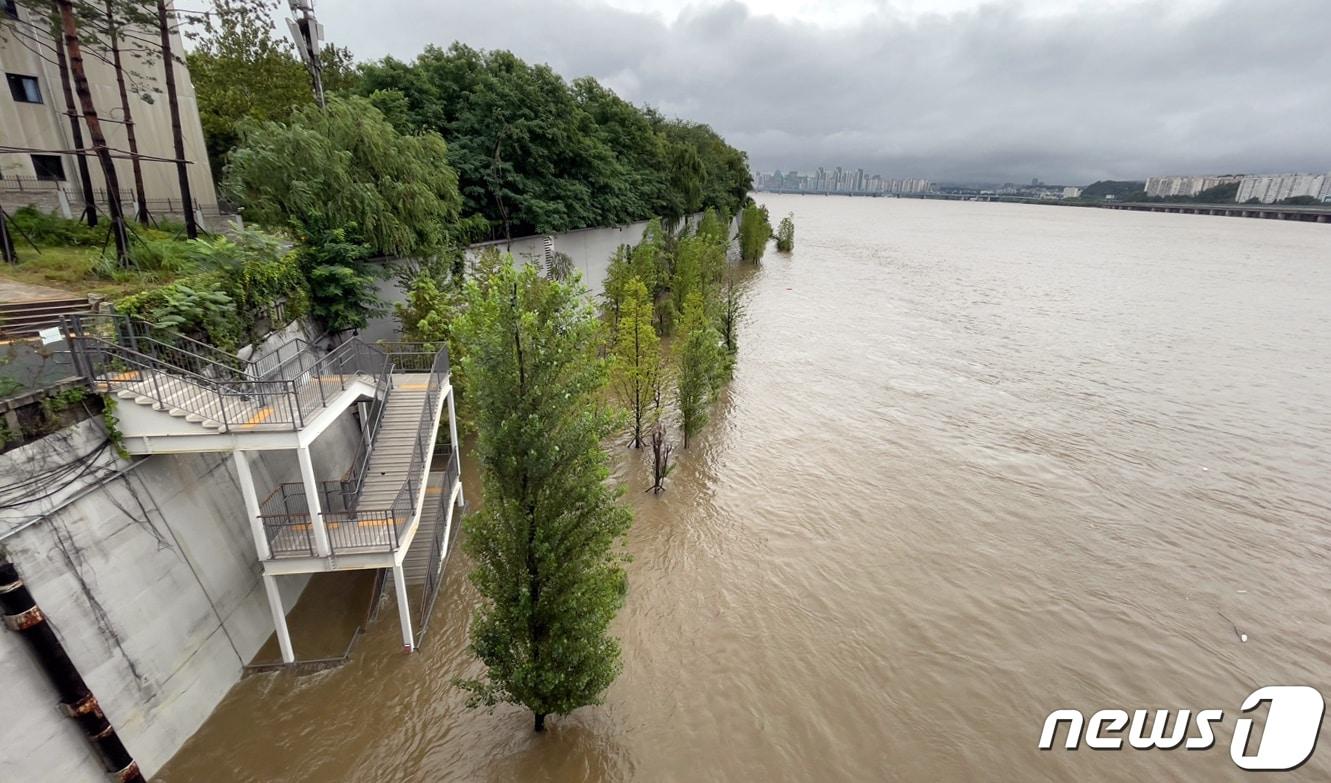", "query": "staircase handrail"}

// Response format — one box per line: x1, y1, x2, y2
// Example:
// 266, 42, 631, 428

65, 312, 257, 376
320, 344, 449, 551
